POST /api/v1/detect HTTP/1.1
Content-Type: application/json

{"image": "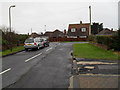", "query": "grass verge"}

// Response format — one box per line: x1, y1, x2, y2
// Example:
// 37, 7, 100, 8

73, 43, 119, 60
0, 46, 24, 56
61, 41, 87, 43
